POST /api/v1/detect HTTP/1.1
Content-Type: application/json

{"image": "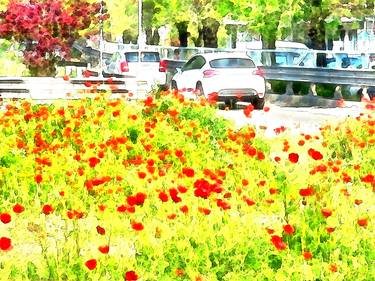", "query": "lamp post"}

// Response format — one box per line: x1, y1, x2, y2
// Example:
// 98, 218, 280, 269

137, 0, 144, 48
99, 0, 104, 77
